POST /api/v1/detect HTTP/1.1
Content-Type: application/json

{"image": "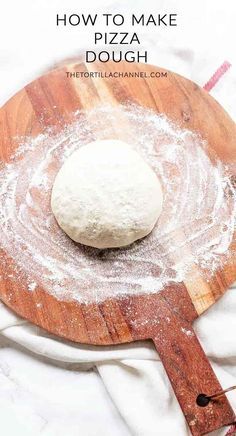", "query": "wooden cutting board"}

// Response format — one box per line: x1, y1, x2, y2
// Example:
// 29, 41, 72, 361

0, 61, 236, 436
